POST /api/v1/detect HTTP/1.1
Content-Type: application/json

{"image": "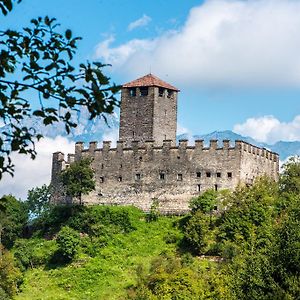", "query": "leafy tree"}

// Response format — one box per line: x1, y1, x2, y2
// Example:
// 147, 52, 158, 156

0, 5, 120, 179
0, 247, 22, 299
56, 226, 80, 261
27, 184, 51, 218
0, 195, 28, 249
60, 158, 95, 204
279, 156, 300, 195
190, 189, 218, 213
